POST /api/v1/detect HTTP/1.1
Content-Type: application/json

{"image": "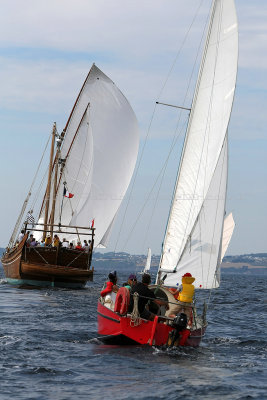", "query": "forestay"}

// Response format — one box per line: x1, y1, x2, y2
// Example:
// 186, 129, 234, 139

42, 64, 139, 247
159, 0, 238, 289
